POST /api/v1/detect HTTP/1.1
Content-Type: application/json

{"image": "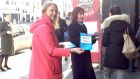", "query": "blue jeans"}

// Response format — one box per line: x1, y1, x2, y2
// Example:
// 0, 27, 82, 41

103, 67, 126, 79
